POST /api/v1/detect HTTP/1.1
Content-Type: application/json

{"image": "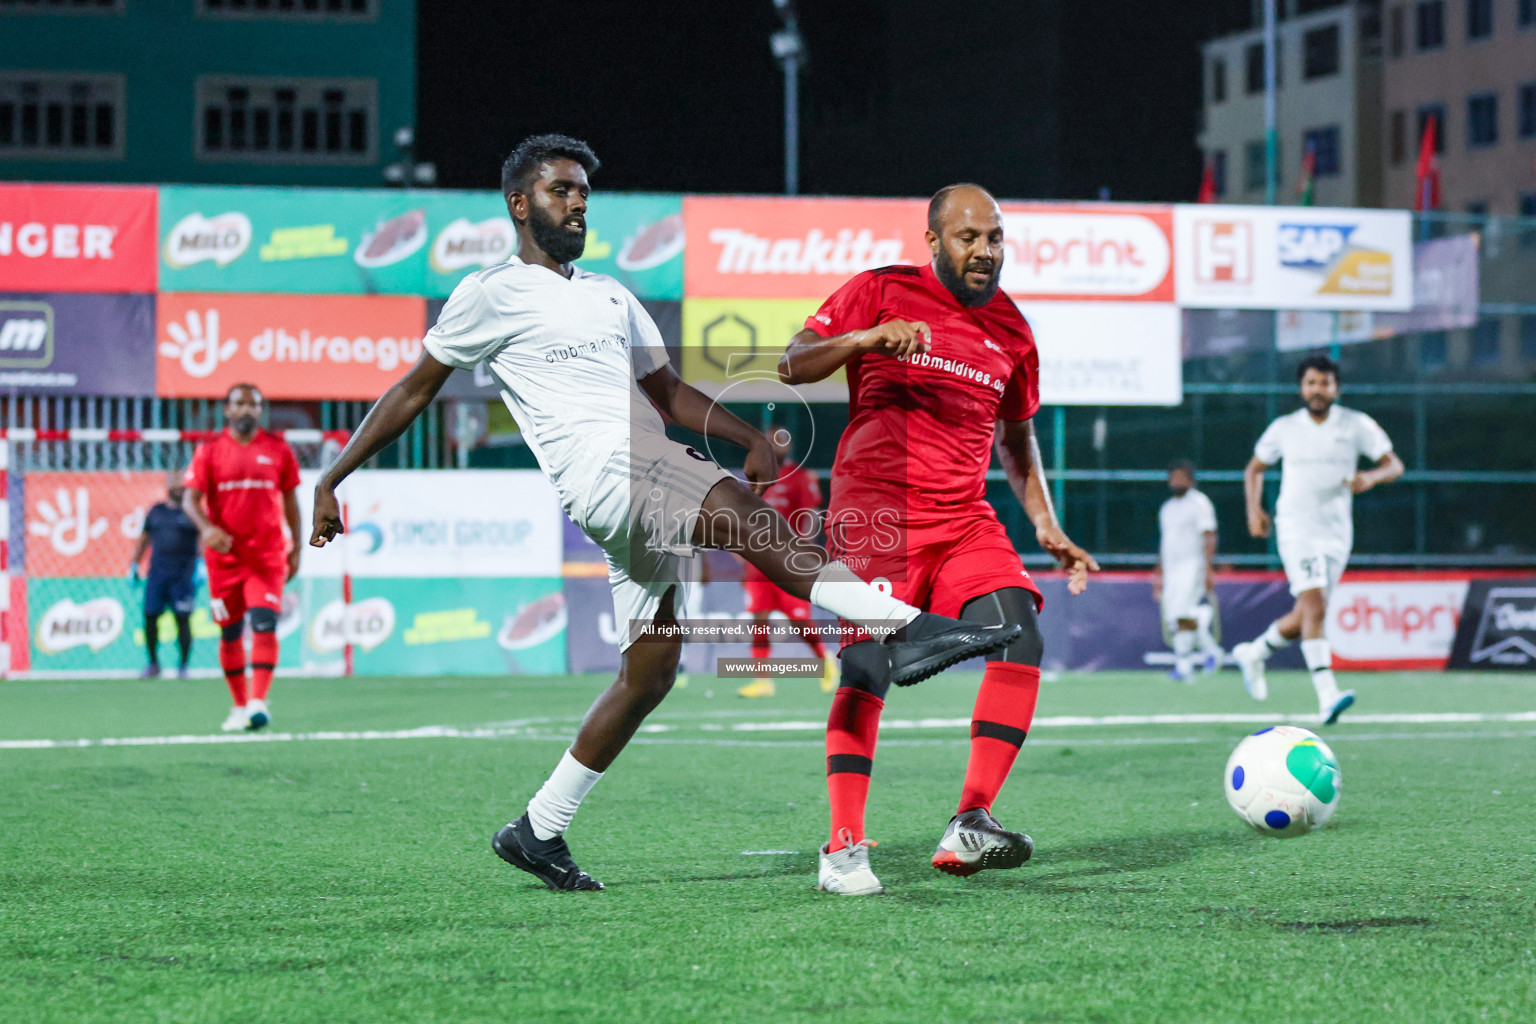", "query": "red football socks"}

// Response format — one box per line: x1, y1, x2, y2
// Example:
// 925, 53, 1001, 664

751, 636, 771, 661
219, 638, 248, 706
958, 662, 1041, 815
825, 687, 884, 850
793, 617, 827, 658
250, 632, 279, 702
